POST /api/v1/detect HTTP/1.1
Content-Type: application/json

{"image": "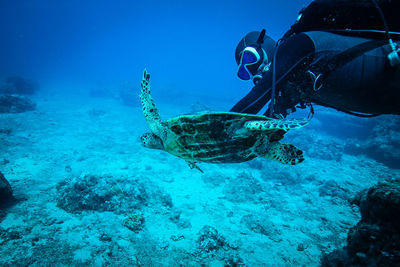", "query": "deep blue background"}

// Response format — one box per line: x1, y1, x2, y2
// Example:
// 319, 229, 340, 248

0, 0, 309, 100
